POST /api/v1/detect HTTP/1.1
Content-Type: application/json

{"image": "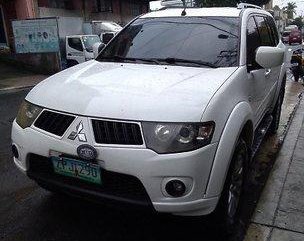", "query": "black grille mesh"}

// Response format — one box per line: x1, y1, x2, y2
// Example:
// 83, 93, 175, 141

34, 110, 75, 136
27, 154, 151, 205
92, 119, 143, 145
